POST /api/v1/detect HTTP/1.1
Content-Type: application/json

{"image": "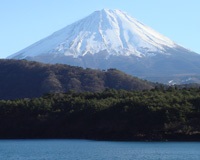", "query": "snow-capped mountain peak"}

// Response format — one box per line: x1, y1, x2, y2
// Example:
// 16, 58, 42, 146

8, 9, 176, 59
7, 9, 200, 84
